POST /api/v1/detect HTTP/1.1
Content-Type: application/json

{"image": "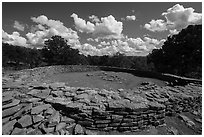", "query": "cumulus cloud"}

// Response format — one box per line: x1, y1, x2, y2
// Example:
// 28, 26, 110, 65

71, 13, 95, 33
89, 15, 100, 23
71, 13, 123, 39
27, 15, 80, 47
74, 35, 165, 56
2, 30, 28, 47
126, 15, 136, 21
144, 4, 202, 32
144, 19, 167, 32
13, 21, 25, 31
